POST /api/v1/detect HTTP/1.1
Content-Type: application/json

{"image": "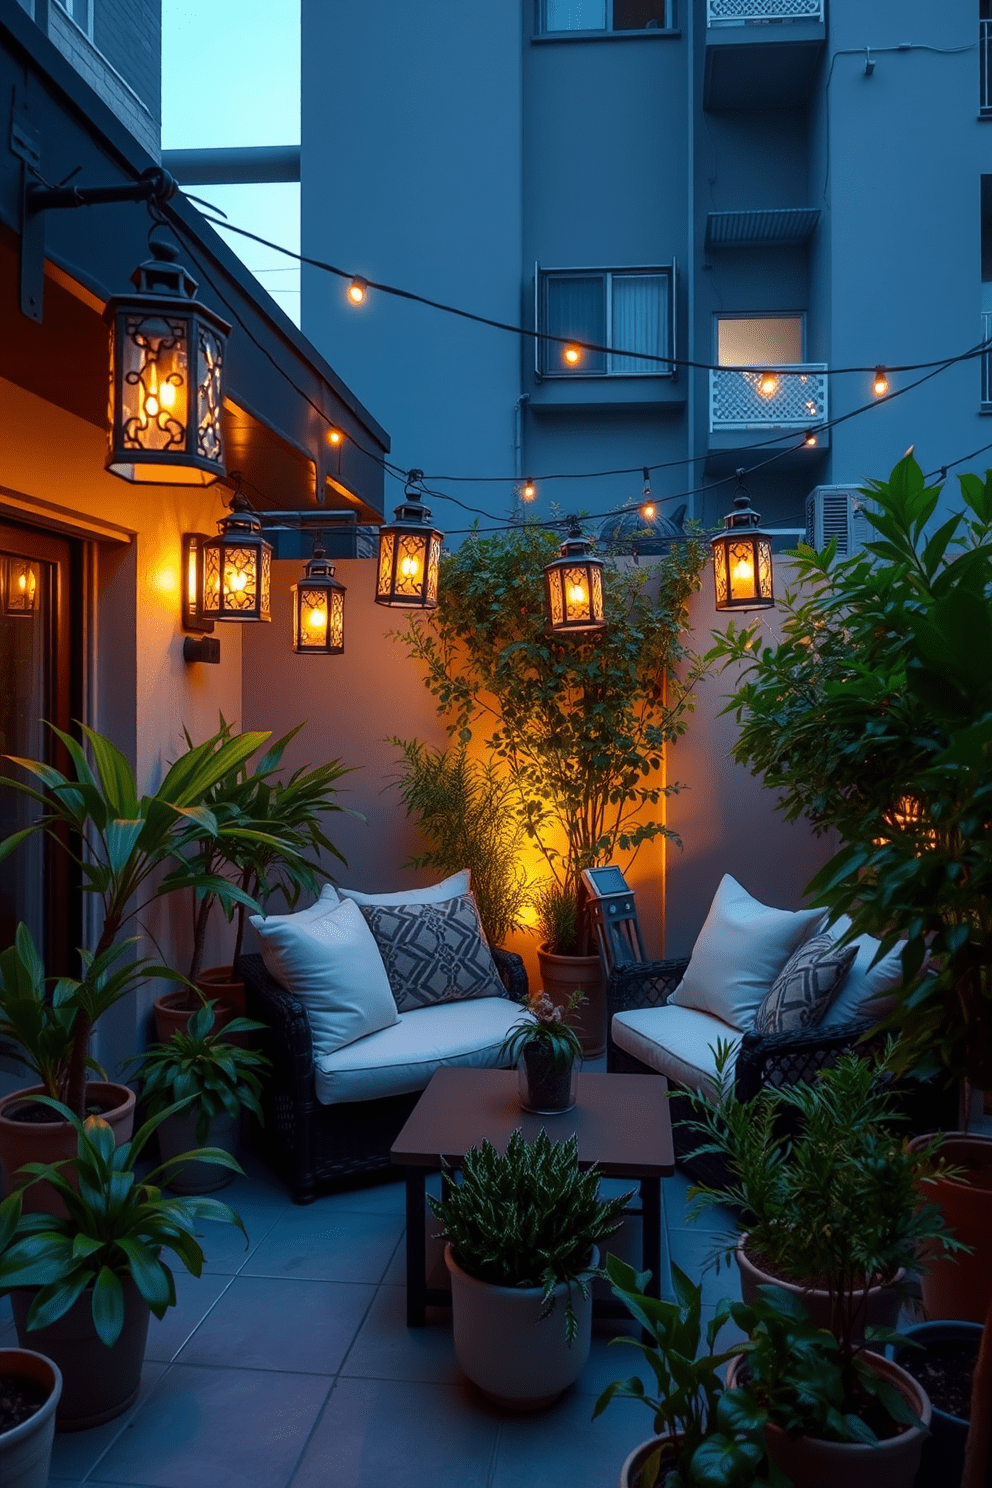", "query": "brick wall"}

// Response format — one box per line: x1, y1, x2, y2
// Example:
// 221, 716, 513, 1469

47, 0, 160, 160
